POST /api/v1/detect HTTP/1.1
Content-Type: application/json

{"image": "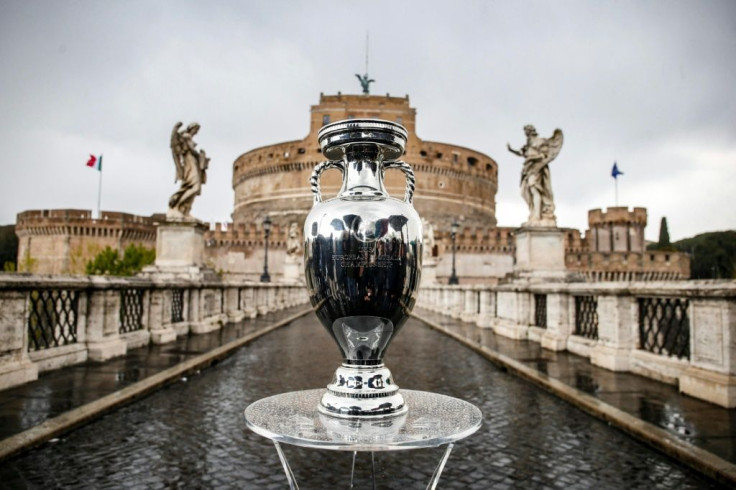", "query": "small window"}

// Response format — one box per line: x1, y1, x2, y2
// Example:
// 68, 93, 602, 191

436, 152, 443, 159
322, 115, 330, 125
420, 150, 427, 157
298, 148, 306, 154
467, 156, 478, 166
284, 151, 290, 158
453, 153, 459, 163
486, 163, 493, 171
